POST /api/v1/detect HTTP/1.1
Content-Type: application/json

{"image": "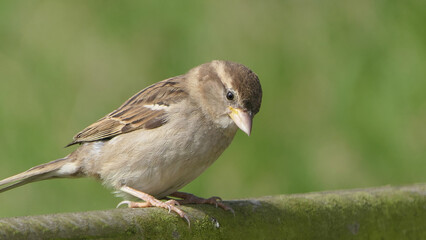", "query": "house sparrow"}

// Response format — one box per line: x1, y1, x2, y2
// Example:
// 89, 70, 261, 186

0, 60, 262, 222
